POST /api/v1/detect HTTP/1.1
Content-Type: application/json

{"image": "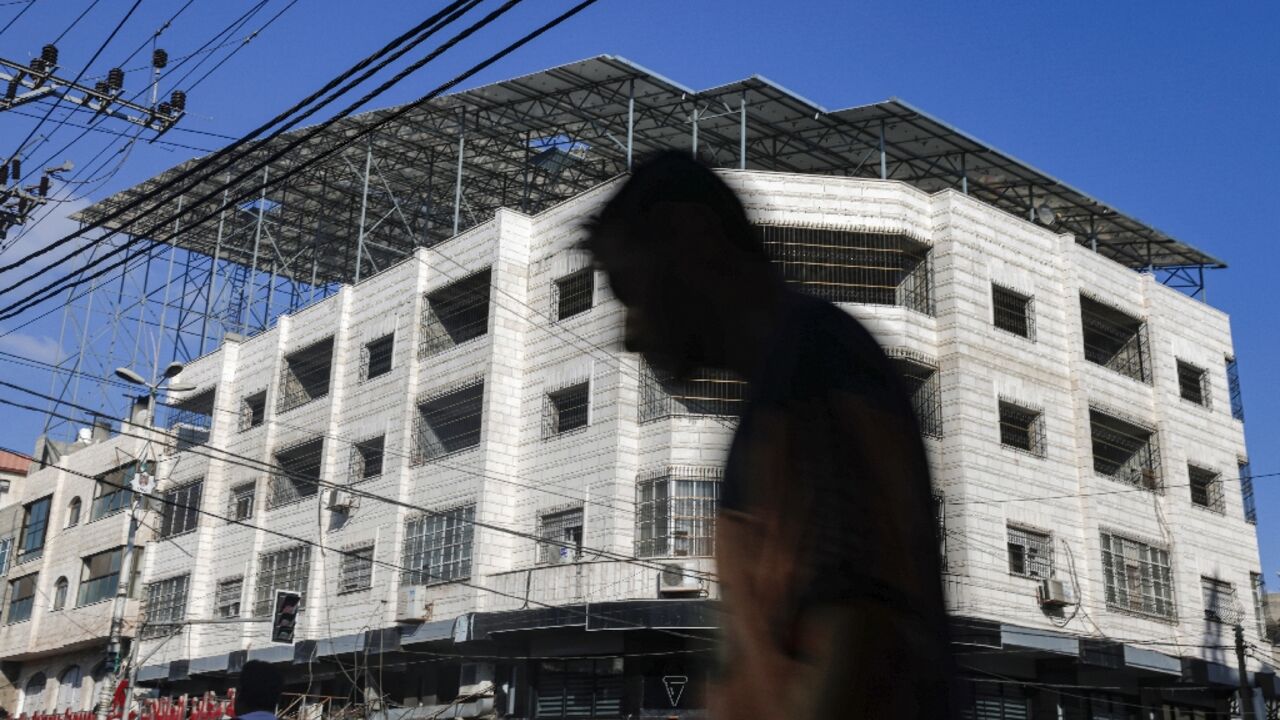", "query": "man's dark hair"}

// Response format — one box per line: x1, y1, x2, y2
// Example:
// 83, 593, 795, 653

236, 660, 283, 714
